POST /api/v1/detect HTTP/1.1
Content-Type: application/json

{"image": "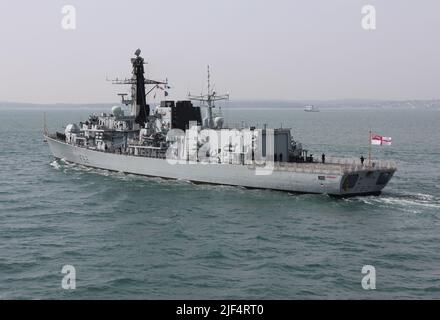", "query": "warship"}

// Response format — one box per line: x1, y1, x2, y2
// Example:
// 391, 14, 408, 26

45, 49, 396, 196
